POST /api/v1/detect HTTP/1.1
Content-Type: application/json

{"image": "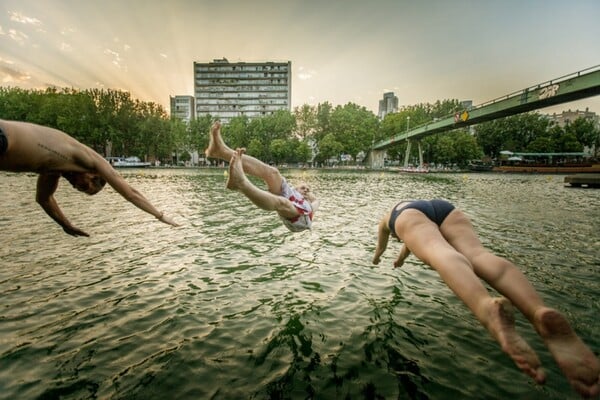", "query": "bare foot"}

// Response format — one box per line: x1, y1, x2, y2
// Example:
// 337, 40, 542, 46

534, 307, 600, 398
205, 121, 226, 159
226, 148, 247, 190
485, 298, 546, 384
